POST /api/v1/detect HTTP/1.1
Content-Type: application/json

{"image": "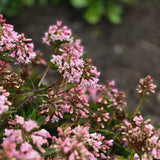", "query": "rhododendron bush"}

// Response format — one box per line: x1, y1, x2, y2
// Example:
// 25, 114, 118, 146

0, 14, 160, 160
